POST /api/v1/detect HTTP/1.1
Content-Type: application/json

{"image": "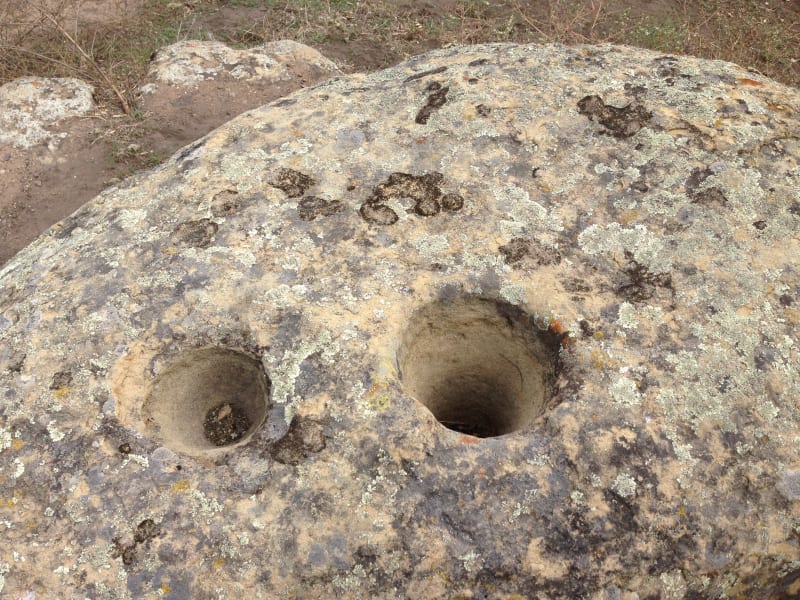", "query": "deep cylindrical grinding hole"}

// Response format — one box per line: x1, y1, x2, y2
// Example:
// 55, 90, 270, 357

398, 297, 561, 438
146, 347, 271, 454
